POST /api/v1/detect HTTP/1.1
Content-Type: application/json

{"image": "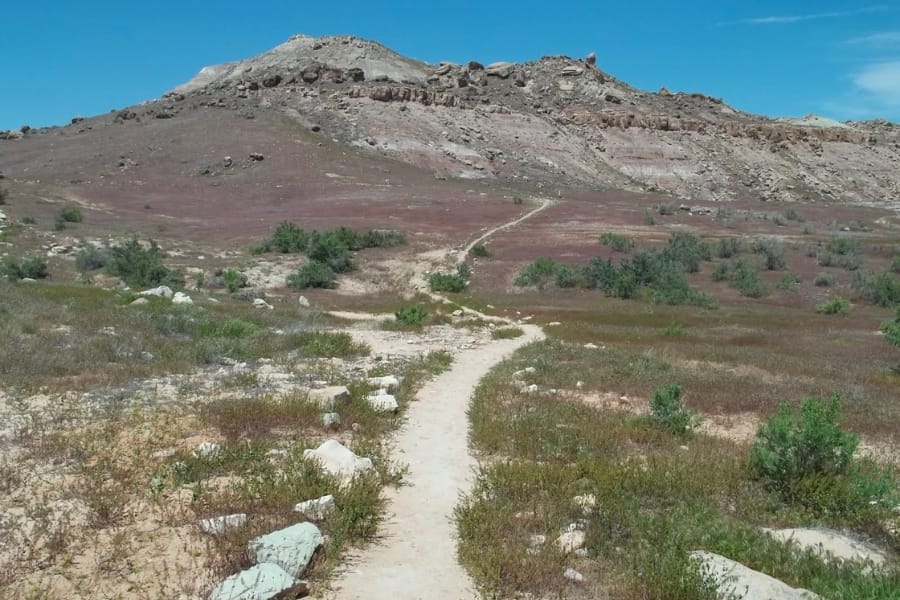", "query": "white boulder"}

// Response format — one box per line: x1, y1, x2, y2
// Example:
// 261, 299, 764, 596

294, 495, 335, 520
172, 291, 193, 305
249, 522, 323, 578
303, 439, 373, 483
208, 562, 297, 600
367, 375, 401, 393
199, 513, 247, 535
690, 551, 822, 599
139, 285, 174, 299
556, 529, 586, 554
366, 392, 399, 413
307, 386, 351, 410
